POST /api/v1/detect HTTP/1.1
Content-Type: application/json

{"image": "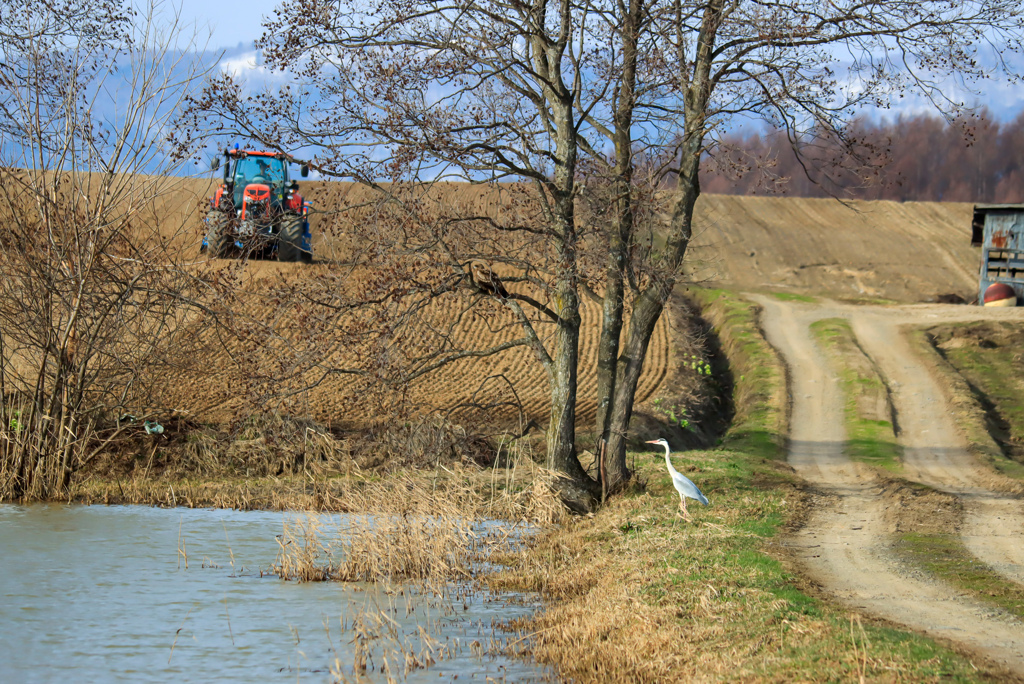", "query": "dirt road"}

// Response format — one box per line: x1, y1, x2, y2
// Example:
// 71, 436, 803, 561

754, 295, 1024, 674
